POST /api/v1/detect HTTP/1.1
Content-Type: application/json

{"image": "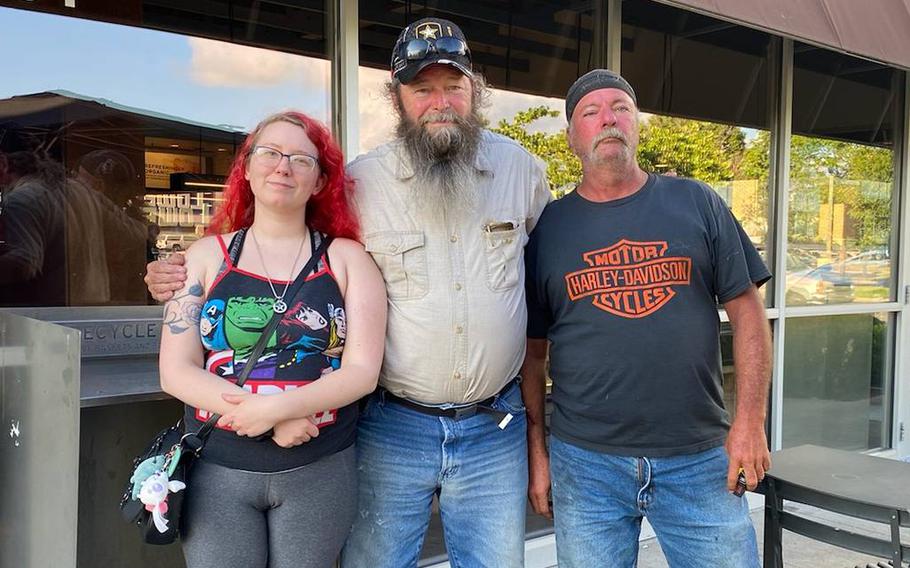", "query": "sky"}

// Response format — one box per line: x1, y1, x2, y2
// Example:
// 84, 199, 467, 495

0, 6, 567, 156
0, 8, 331, 130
